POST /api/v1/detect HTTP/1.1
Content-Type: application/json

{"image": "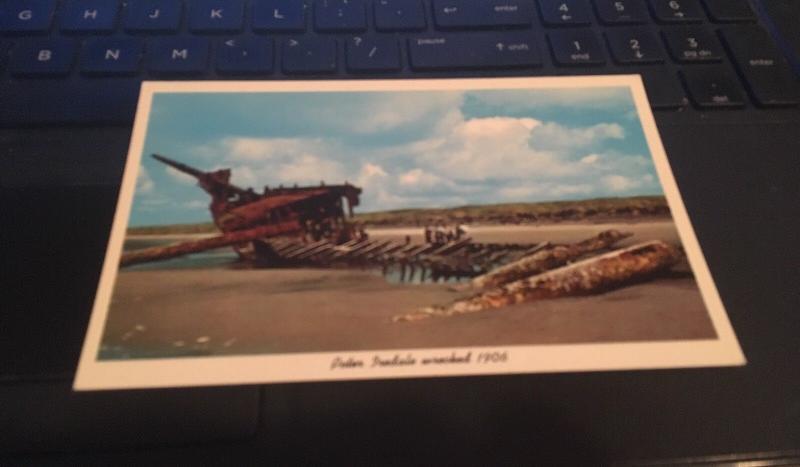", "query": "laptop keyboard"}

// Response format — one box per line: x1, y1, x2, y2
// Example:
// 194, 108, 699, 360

0, 0, 798, 125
